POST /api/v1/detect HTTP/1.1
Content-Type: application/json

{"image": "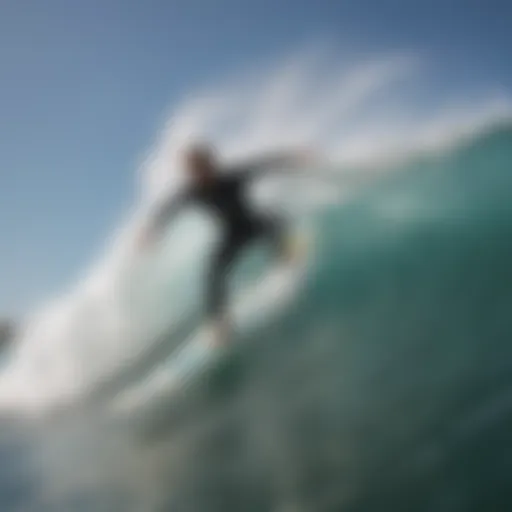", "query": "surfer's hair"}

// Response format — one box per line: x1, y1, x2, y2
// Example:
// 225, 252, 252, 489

184, 142, 216, 163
